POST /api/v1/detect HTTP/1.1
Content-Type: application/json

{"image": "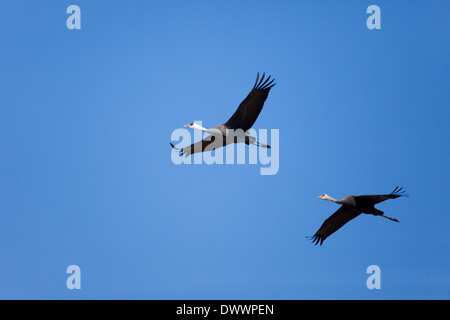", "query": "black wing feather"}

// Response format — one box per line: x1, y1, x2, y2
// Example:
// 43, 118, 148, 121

355, 186, 409, 205
225, 72, 276, 132
173, 135, 224, 158
308, 206, 361, 246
